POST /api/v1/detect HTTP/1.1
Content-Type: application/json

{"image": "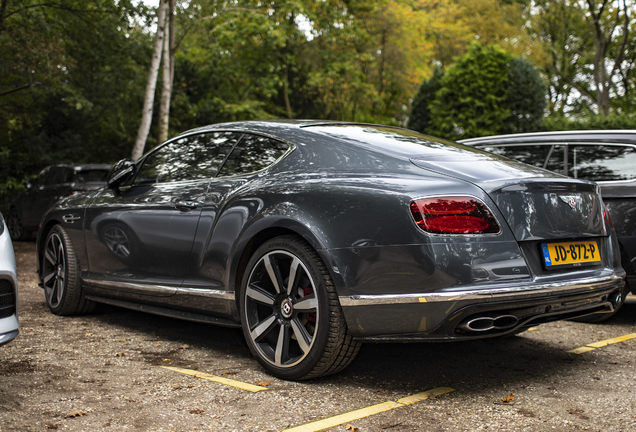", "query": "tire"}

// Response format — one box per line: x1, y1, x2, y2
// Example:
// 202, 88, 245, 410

239, 235, 359, 380
41, 225, 95, 315
7, 207, 31, 241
